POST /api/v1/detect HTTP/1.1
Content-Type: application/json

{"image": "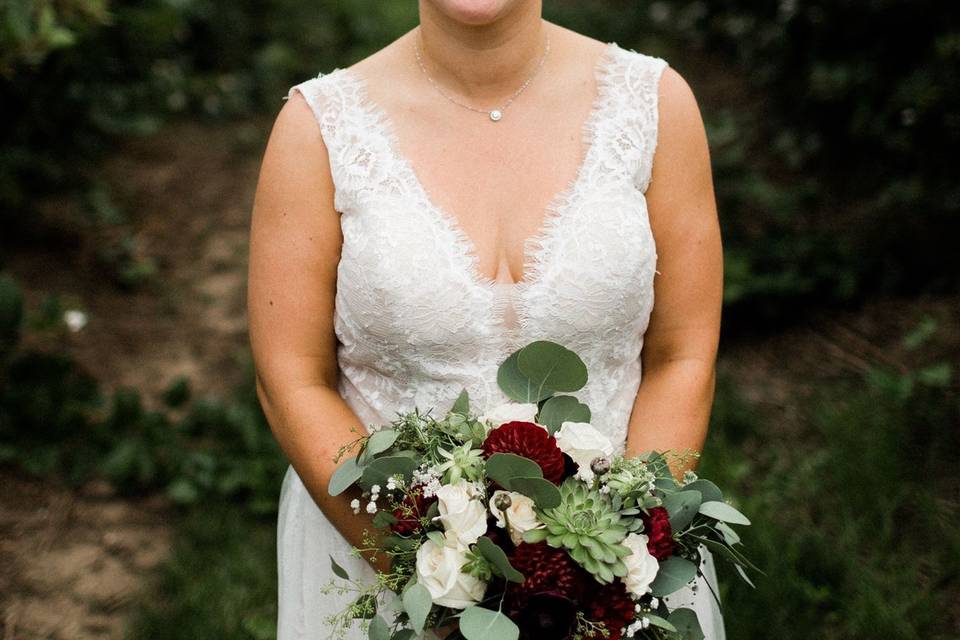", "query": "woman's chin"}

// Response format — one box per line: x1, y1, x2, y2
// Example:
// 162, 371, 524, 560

427, 0, 516, 26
